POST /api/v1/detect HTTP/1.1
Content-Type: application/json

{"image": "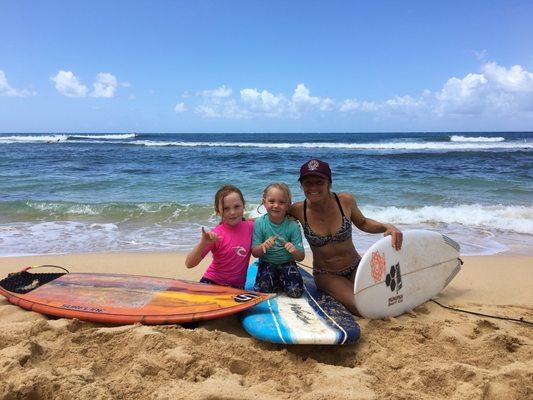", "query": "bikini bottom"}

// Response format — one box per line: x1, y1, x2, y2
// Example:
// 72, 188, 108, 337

312, 254, 361, 279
